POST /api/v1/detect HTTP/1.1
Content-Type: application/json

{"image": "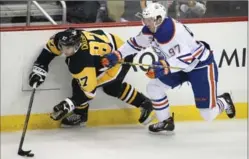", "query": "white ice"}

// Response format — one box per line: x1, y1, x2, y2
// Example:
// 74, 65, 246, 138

1, 119, 247, 159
